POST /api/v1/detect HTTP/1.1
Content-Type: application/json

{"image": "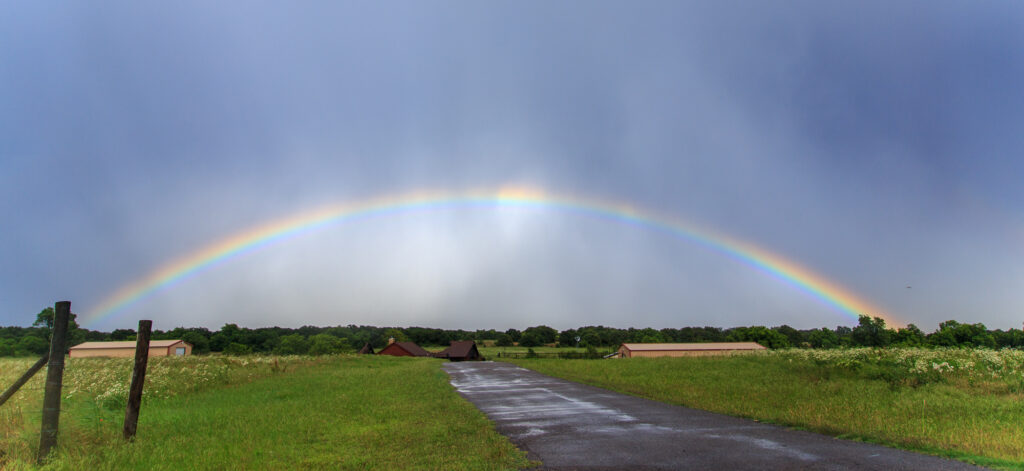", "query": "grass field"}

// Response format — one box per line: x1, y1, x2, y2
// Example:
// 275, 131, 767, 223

511, 347, 1024, 470
0, 355, 531, 470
